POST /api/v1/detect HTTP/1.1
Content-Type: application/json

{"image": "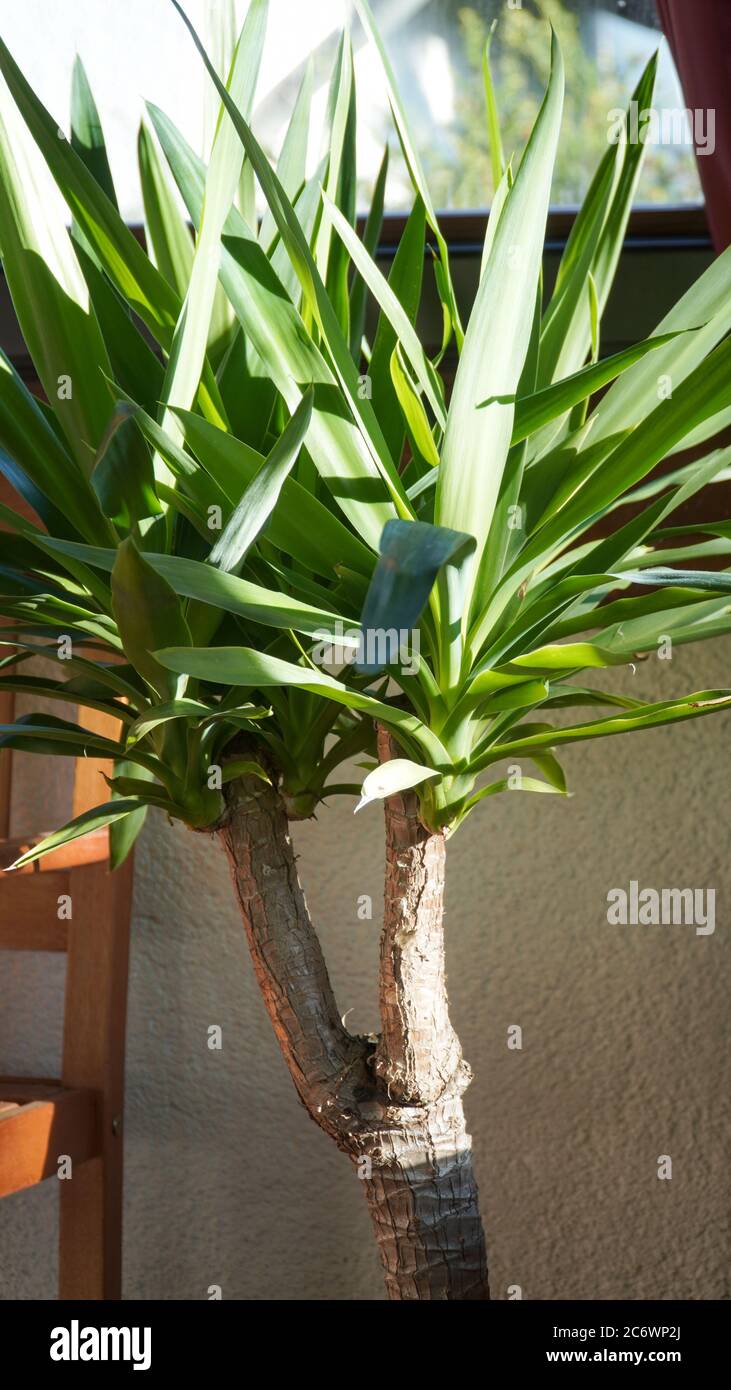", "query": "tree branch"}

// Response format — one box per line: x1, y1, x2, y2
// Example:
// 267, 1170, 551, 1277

217, 764, 367, 1136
